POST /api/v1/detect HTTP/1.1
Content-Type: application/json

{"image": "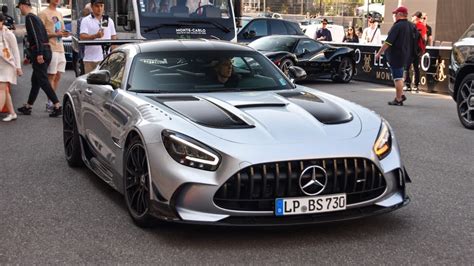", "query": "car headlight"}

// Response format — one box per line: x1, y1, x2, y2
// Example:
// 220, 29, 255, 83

162, 130, 221, 171
373, 120, 392, 160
